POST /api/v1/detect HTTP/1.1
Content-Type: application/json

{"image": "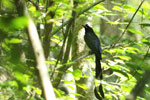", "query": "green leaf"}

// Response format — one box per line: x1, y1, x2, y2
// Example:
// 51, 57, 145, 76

113, 69, 129, 79
5, 38, 21, 44
140, 23, 150, 27
51, 38, 60, 44
2, 42, 10, 51
11, 16, 28, 29
95, 4, 107, 10
107, 48, 124, 54
35, 88, 42, 95
115, 55, 131, 61
64, 80, 73, 84
112, 1, 122, 6
72, 69, 82, 80
142, 2, 150, 9
70, 93, 84, 97
45, 60, 56, 65
125, 47, 142, 54
109, 64, 129, 72
29, 6, 36, 12
66, 85, 74, 90
23, 85, 32, 93
14, 72, 25, 83
123, 5, 136, 13
53, 88, 64, 97
2, 0, 14, 9
76, 84, 88, 90
112, 6, 122, 11
128, 29, 144, 36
